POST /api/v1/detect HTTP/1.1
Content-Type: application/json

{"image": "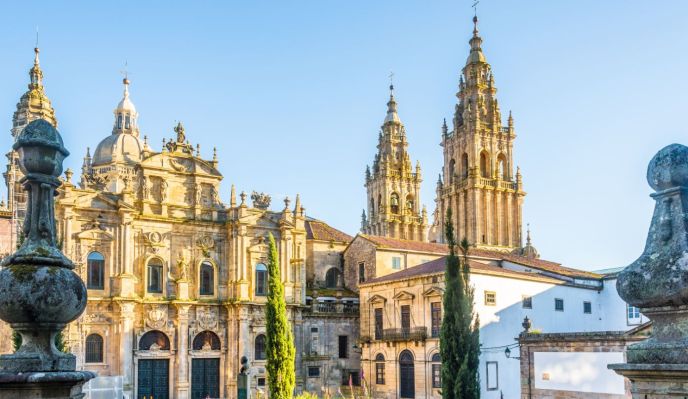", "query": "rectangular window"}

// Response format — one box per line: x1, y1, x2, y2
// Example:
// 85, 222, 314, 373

583, 301, 592, 314
522, 295, 532, 309
484, 291, 496, 306
257, 377, 265, 387
338, 335, 348, 359
255, 269, 267, 296
147, 264, 163, 293
392, 257, 401, 270
627, 304, 641, 325
431, 302, 442, 338
358, 262, 365, 283
308, 367, 320, 377
555, 298, 564, 312
400, 305, 411, 332
87, 259, 105, 290
432, 364, 442, 388
376, 362, 385, 385
486, 361, 498, 391
374, 308, 383, 340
